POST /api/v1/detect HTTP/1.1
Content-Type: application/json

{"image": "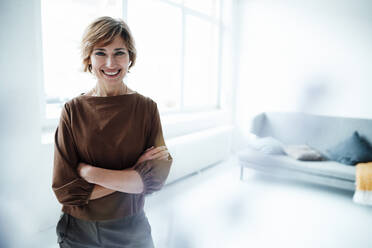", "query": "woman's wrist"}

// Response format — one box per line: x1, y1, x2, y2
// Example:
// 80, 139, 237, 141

77, 162, 95, 183
90, 184, 116, 200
